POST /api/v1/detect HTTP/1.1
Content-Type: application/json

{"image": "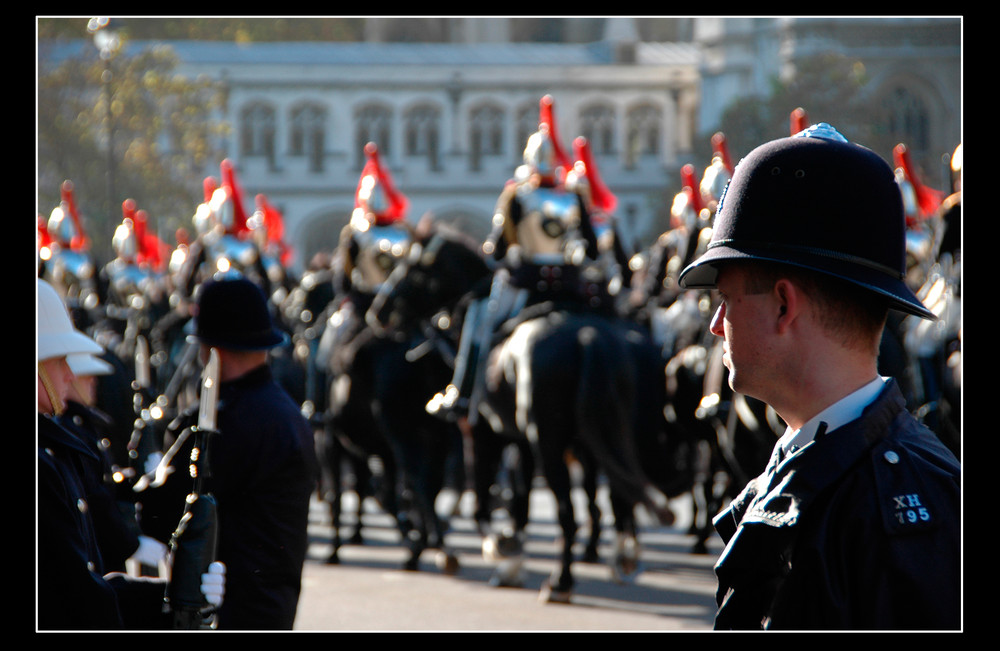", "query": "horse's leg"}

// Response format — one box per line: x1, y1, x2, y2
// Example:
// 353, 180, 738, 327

319, 423, 344, 564
346, 451, 370, 545
472, 420, 532, 587
508, 438, 534, 541
689, 438, 714, 554
538, 450, 577, 603
576, 449, 603, 564
387, 439, 428, 572
608, 488, 641, 583
427, 425, 460, 574
471, 422, 505, 536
